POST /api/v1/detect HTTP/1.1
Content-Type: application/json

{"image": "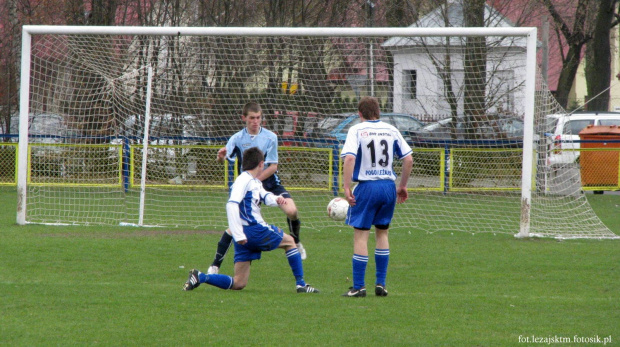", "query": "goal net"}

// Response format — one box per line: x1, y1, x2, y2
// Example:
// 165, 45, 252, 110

17, 26, 618, 239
